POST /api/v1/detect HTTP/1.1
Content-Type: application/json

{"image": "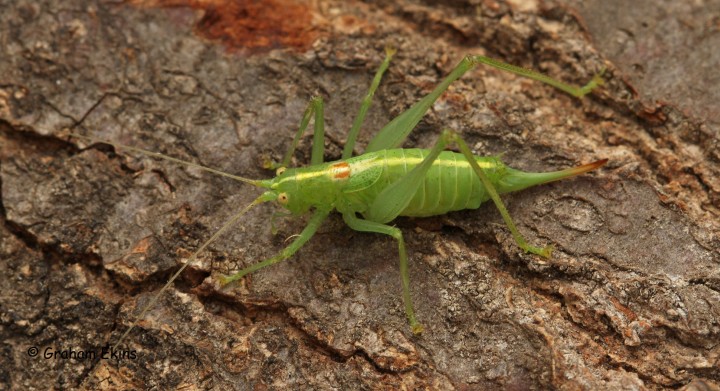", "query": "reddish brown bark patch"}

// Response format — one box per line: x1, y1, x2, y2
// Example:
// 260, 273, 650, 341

132, 0, 319, 53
